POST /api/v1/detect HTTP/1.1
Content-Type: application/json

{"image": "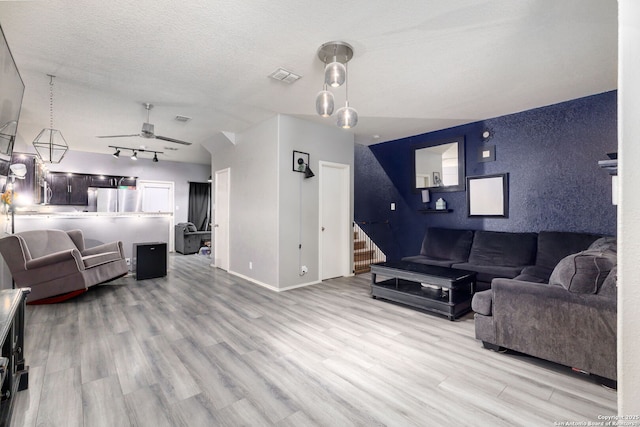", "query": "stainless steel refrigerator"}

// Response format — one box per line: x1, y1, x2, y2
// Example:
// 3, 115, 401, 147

95, 188, 142, 212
